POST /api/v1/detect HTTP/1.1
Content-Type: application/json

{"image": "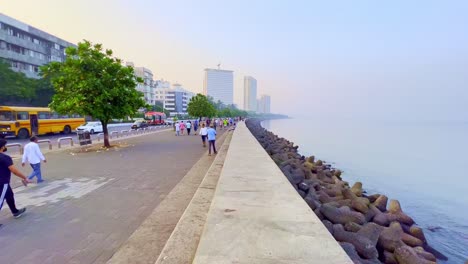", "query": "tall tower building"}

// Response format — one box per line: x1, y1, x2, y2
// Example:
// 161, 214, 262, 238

258, 94, 271, 114
243, 76, 257, 111
203, 68, 234, 105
